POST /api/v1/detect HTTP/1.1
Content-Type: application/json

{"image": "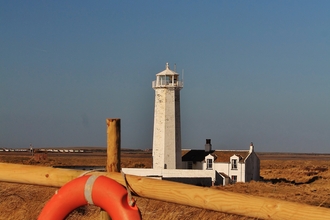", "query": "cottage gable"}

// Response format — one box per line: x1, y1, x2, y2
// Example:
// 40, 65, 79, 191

205, 154, 215, 170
